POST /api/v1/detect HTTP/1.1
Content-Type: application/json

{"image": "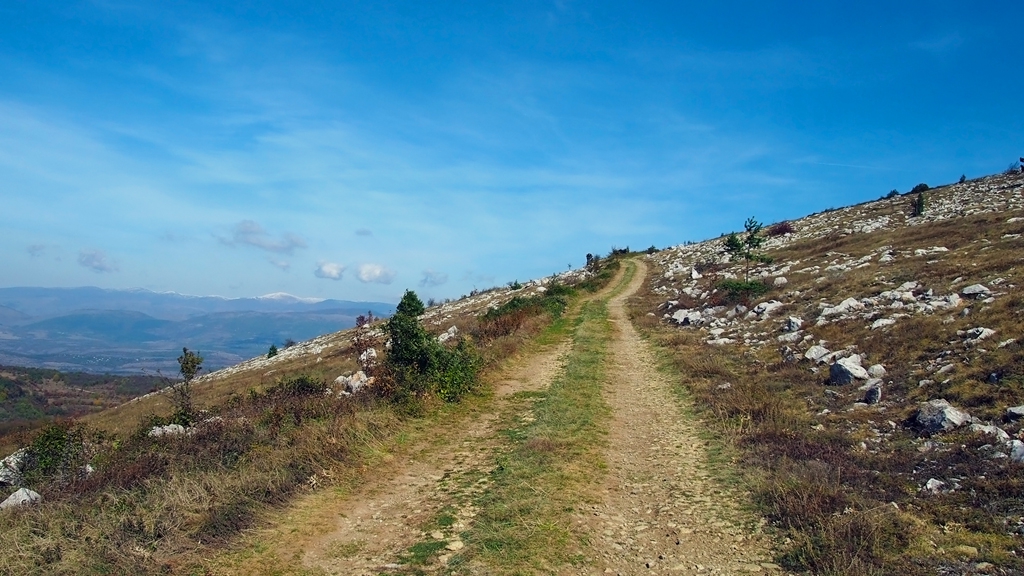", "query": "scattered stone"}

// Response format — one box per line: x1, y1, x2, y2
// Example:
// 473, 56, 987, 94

965, 327, 995, 342
437, 326, 459, 344
867, 364, 886, 378
358, 347, 378, 367
961, 284, 991, 298
671, 310, 704, 326
969, 423, 1010, 443
863, 381, 883, 404
1010, 440, 1024, 463
913, 399, 973, 434
0, 449, 27, 487
336, 371, 373, 395
148, 424, 187, 438
1005, 405, 1024, 421
753, 300, 783, 315
690, 268, 702, 280
829, 355, 869, 384
773, 276, 788, 287
870, 318, 896, 330
805, 345, 831, 363
0, 487, 41, 510
445, 540, 465, 551
783, 316, 803, 332
922, 478, 946, 493
821, 297, 864, 317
